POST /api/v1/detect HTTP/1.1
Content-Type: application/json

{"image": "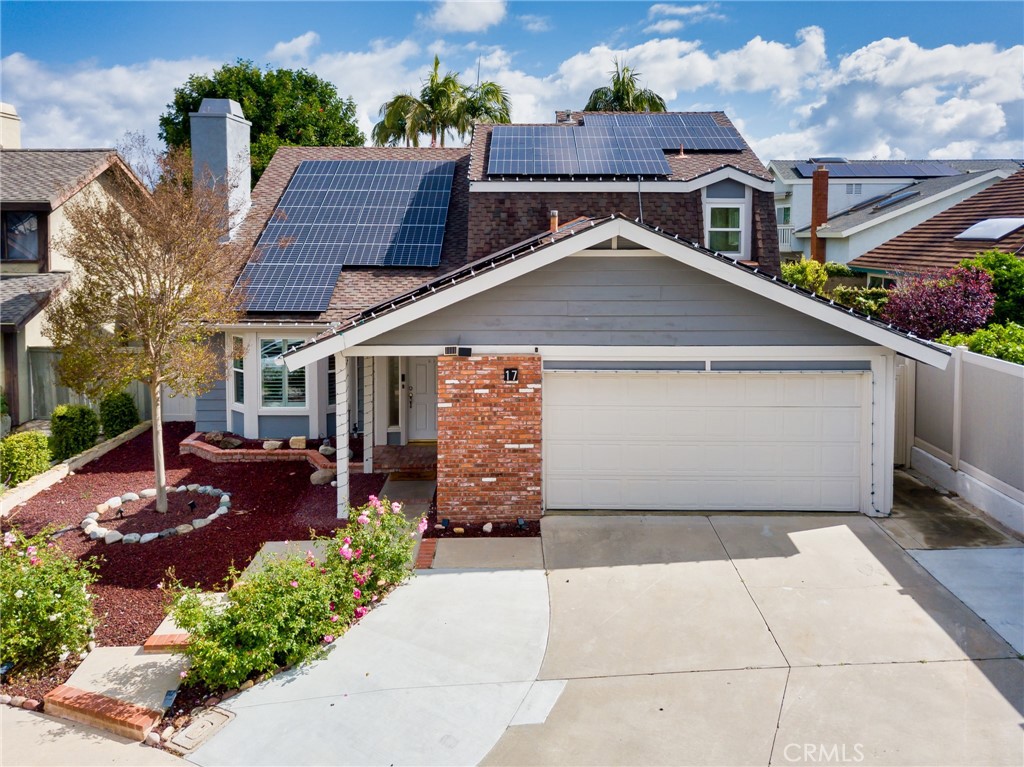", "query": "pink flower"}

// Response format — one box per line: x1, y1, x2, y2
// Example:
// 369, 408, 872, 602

392, 502, 402, 515
3, 532, 16, 548
329, 602, 335, 612
417, 517, 428, 534
340, 545, 353, 561
343, 536, 352, 545
323, 634, 334, 643
179, 671, 188, 679
354, 548, 363, 559
353, 588, 361, 599
371, 595, 378, 602
354, 607, 368, 619
29, 557, 40, 566
290, 581, 299, 588
26, 545, 37, 555
368, 495, 382, 510
330, 614, 339, 623
357, 514, 370, 525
